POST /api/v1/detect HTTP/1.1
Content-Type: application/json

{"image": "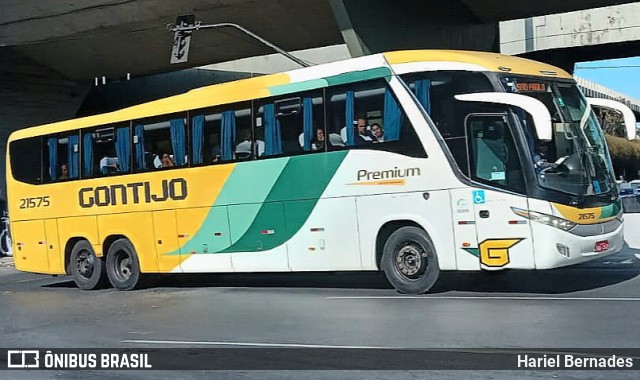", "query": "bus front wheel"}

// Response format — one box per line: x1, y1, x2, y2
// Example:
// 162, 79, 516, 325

106, 238, 145, 291
68, 240, 107, 290
381, 226, 440, 294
